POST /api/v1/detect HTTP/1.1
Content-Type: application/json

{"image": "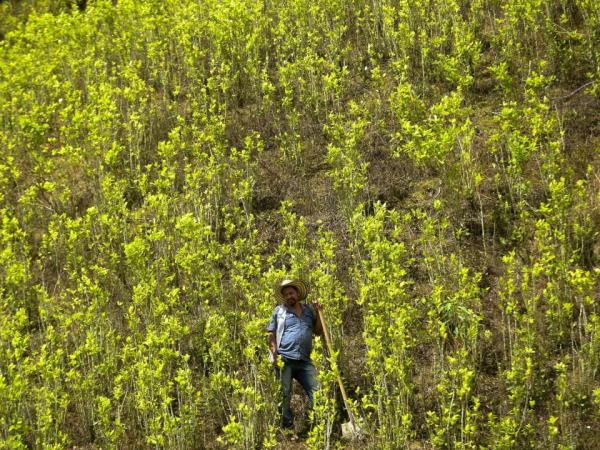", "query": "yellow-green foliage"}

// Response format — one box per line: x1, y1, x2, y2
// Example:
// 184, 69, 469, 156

1, 0, 599, 448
